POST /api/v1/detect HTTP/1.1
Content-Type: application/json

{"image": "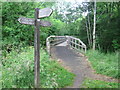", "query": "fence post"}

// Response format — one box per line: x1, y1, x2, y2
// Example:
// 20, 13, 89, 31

75, 39, 77, 49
